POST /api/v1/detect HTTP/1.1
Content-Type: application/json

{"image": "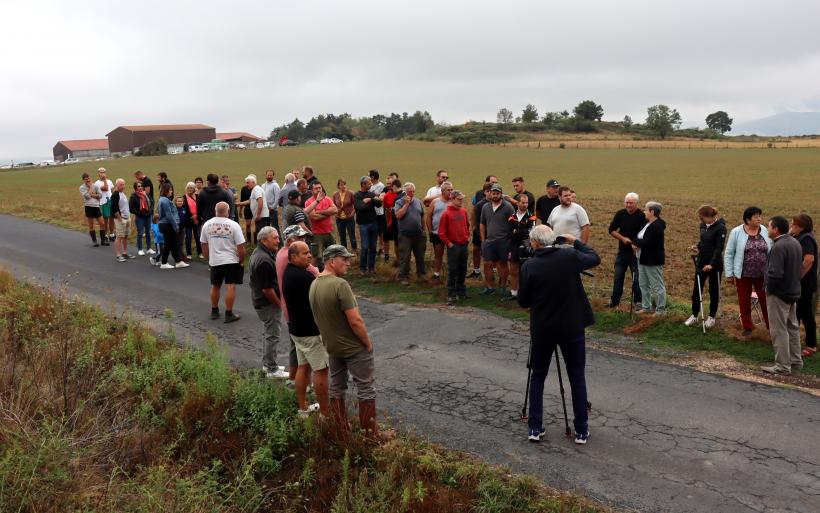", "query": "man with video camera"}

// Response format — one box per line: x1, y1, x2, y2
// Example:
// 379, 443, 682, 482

517, 224, 600, 444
